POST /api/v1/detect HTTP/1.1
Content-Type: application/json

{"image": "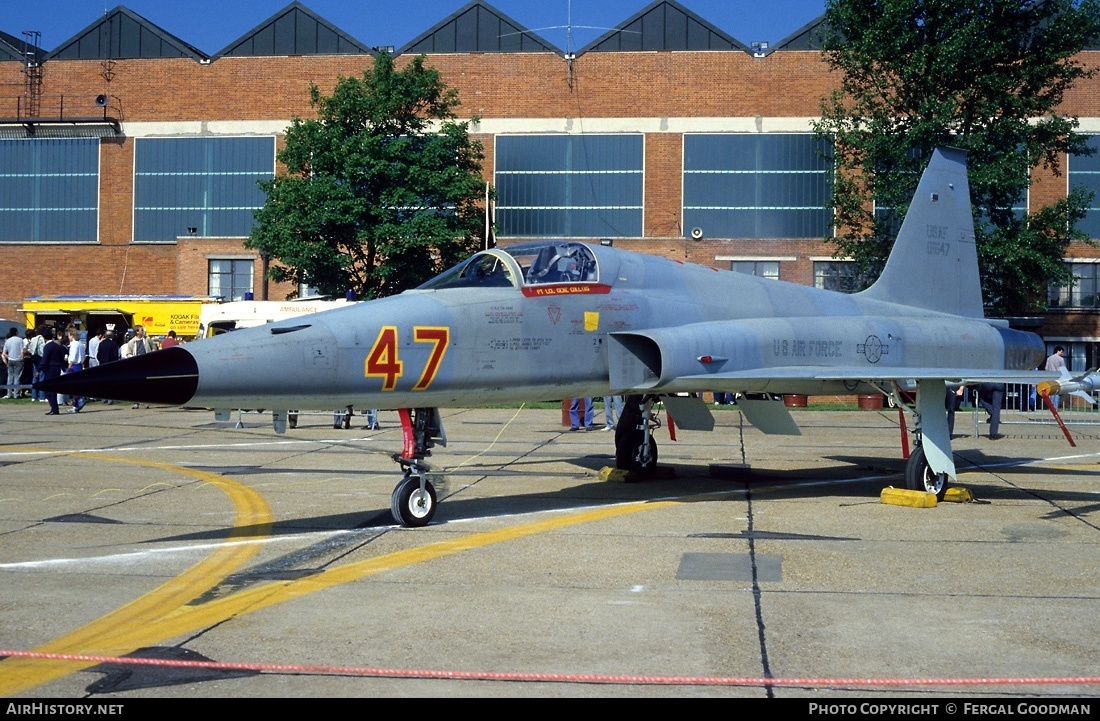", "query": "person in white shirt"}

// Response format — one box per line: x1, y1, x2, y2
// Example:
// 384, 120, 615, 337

27, 329, 45, 401
88, 328, 103, 368
1044, 346, 1067, 409
2, 328, 24, 399
65, 326, 86, 412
